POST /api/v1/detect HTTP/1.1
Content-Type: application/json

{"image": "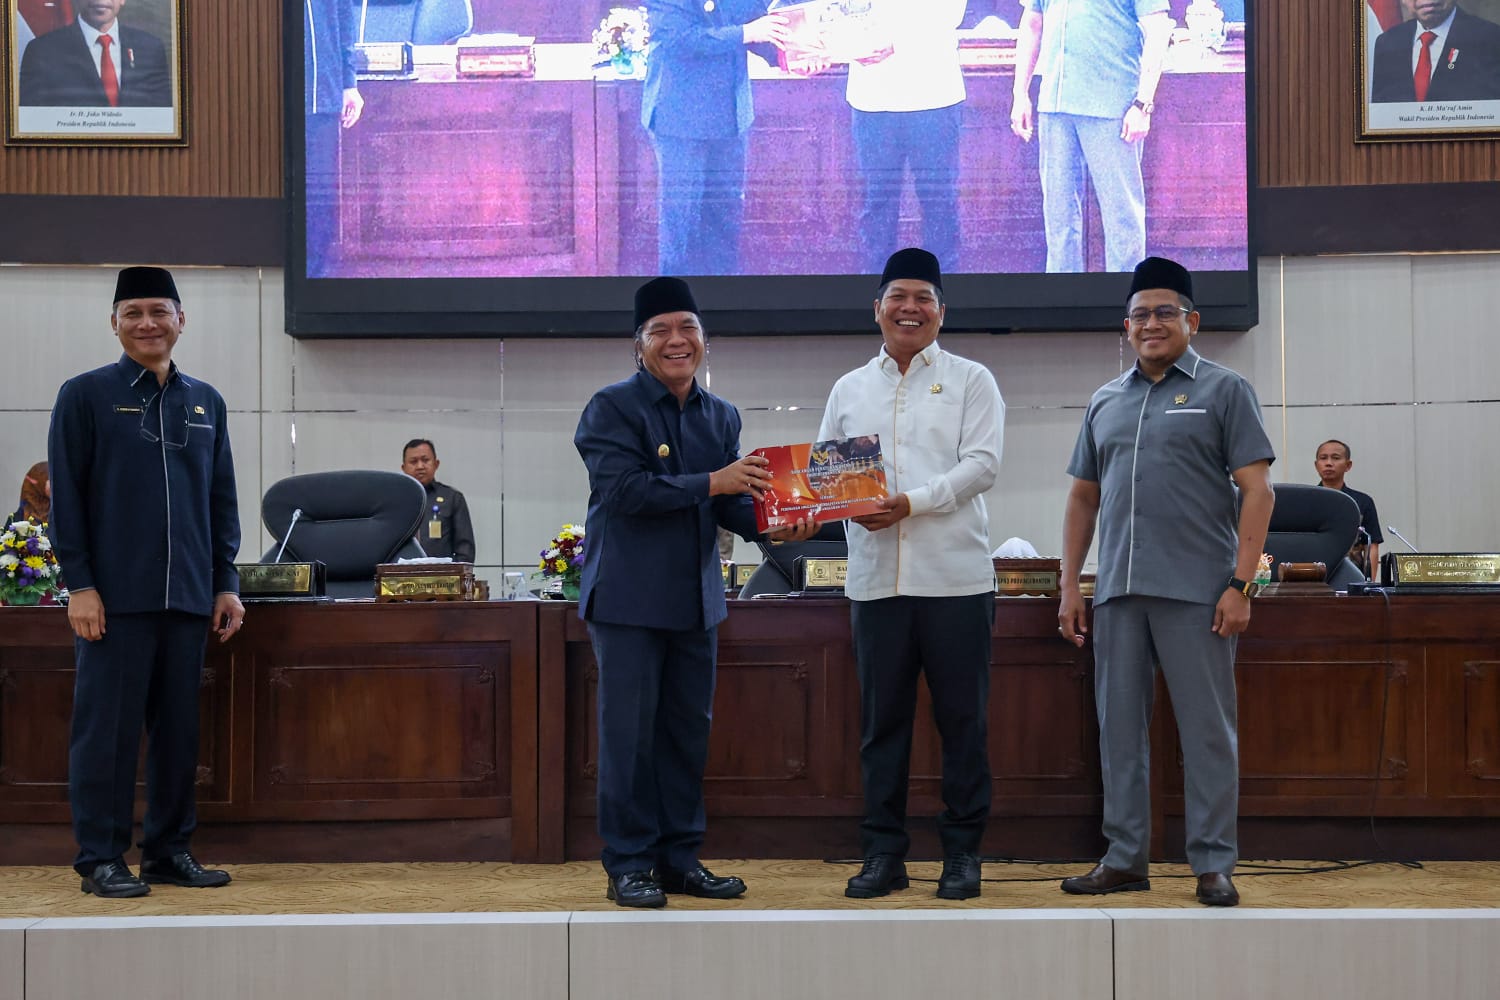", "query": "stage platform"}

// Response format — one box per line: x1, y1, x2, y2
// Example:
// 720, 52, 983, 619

3, 859, 1499, 1000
